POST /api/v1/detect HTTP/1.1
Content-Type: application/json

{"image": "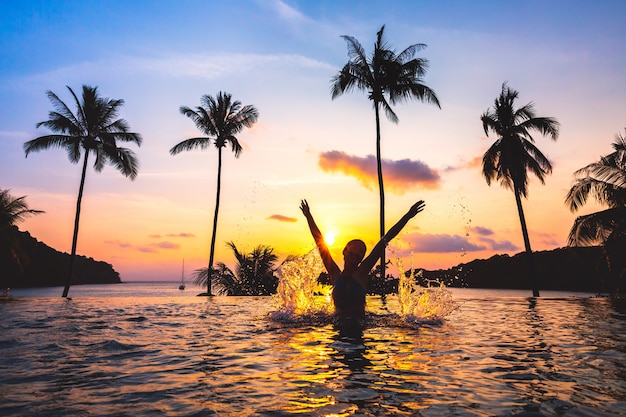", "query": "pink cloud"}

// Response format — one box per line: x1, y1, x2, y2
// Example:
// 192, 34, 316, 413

393, 232, 518, 255
137, 246, 157, 253
165, 233, 196, 238
402, 233, 486, 253
318, 151, 440, 194
151, 241, 180, 249
267, 214, 298, 222
473, 226, 495, 236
